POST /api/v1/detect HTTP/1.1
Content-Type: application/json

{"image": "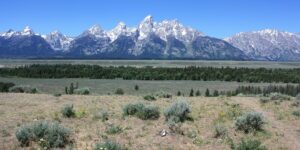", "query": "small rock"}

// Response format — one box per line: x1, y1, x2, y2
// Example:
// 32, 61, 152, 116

160, 129, 168, 137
